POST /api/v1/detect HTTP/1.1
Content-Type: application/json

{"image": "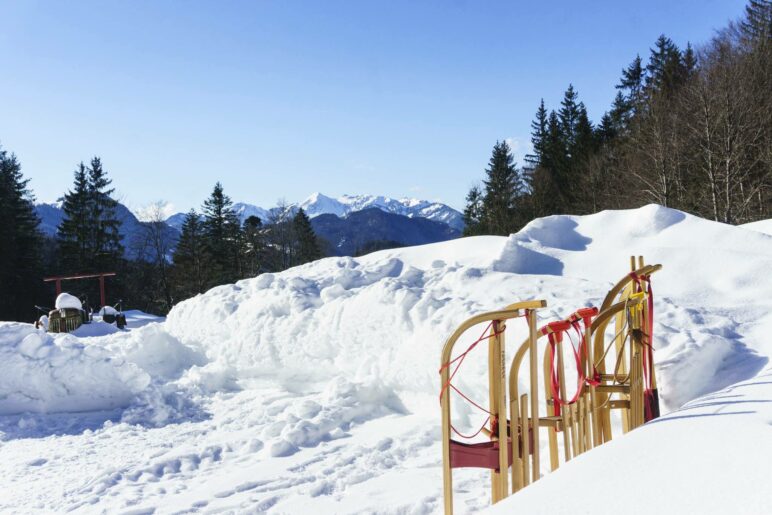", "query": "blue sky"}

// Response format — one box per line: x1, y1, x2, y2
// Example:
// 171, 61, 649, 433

1, 0, 747, 215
